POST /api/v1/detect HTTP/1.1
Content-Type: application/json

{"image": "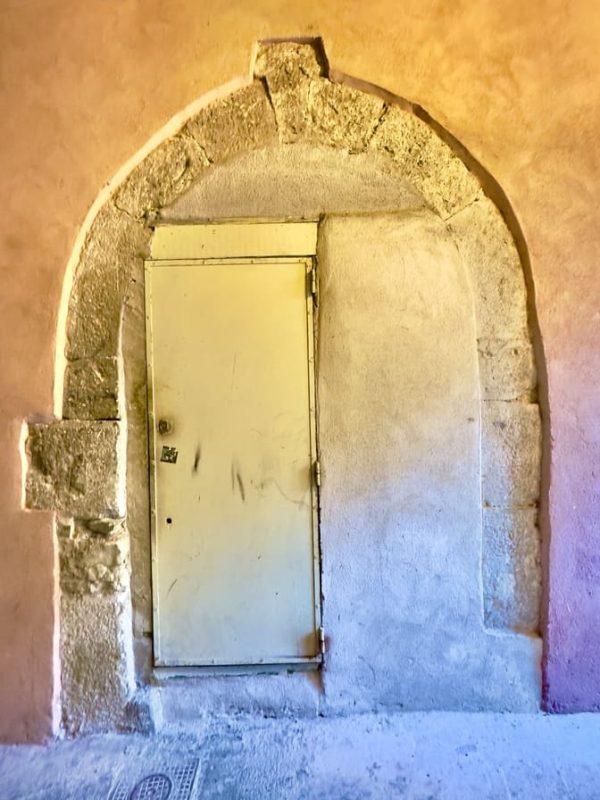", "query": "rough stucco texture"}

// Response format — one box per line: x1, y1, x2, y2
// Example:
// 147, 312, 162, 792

1, 1, 599, 740
317, 212, 539, 711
